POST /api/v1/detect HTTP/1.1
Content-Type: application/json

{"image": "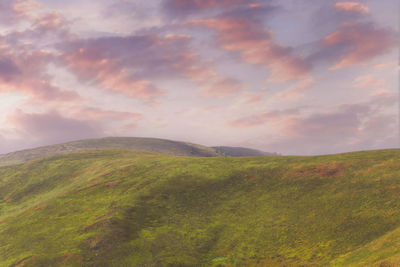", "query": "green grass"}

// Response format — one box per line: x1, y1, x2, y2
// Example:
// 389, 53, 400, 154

1, 149, 400, 266
0, 137, 276, 168
0, 137, 221, 167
